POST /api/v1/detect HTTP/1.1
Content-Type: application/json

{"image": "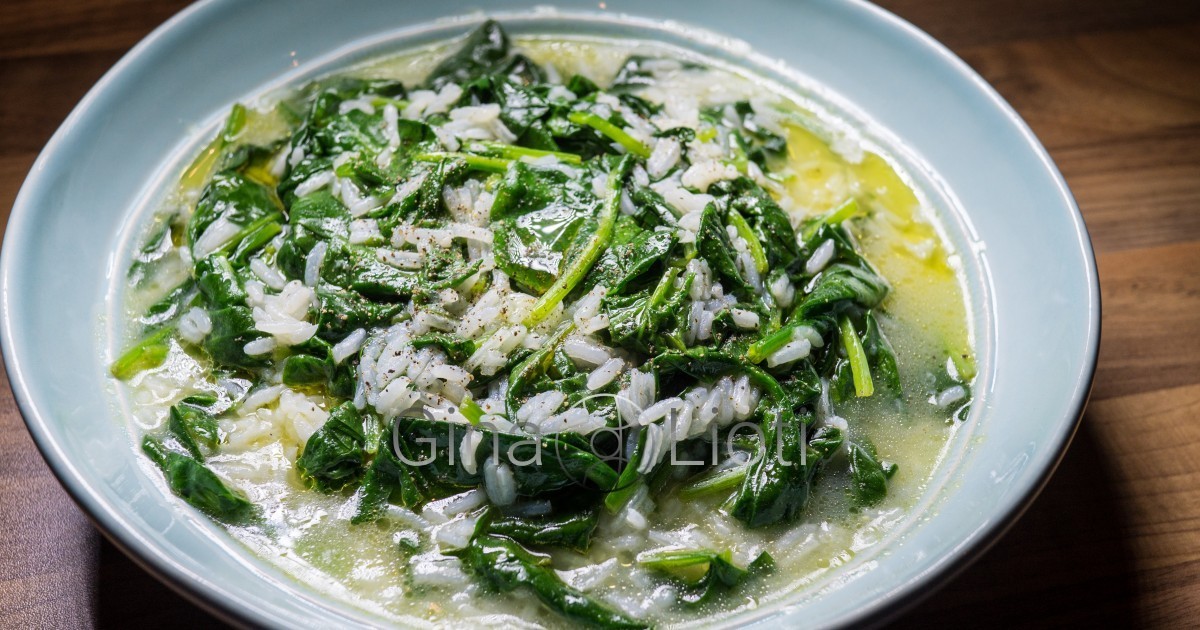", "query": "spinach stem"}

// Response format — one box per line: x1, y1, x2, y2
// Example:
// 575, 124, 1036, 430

746, 323, 796, 363
648, 267, 681, 310
728, 133, 751, 173
215, 211, 283, 259
460, 395, 484, 426
679, 465, 748, 500
111, 327, 173, 380
604, 427, 648, 513
840, 315, 875, 397
567, 111, 651, 158
728, 209, 768, 274
522, 156, 633, 328
369, 96, 409, 110
803, 198, 861, 240
470, 141, 583, 165
414, 152, 511, 174
180, 104, 246, 192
